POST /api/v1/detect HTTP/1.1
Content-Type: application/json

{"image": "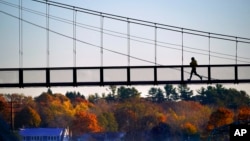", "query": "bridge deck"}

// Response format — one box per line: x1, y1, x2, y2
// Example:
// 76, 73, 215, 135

0, 64, 250, 87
